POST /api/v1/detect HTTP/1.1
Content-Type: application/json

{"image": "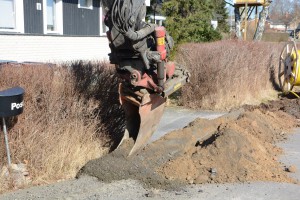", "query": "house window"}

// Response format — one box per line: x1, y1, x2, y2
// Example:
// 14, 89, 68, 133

78, 0, 93, 9
0, 0, 24, 33
43, 0, 63, 34
0, 0, 15, 29
100, 3, 108, 36
47, 0, 56, 31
